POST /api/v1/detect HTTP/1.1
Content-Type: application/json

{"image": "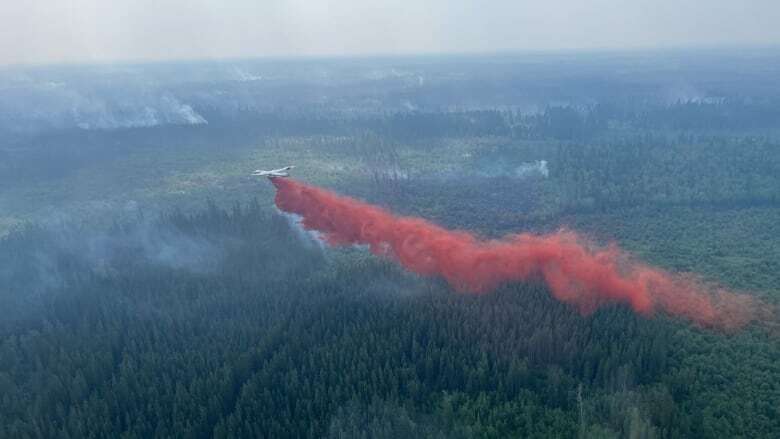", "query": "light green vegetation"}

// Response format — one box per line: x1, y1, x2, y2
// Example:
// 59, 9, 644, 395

0, 132, 520, 236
